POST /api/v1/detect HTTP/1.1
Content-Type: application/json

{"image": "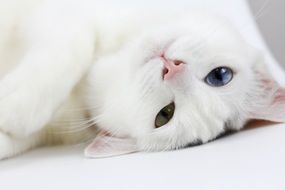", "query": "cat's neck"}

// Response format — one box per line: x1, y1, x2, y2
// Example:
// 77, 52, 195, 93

92, 6, 179, 56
